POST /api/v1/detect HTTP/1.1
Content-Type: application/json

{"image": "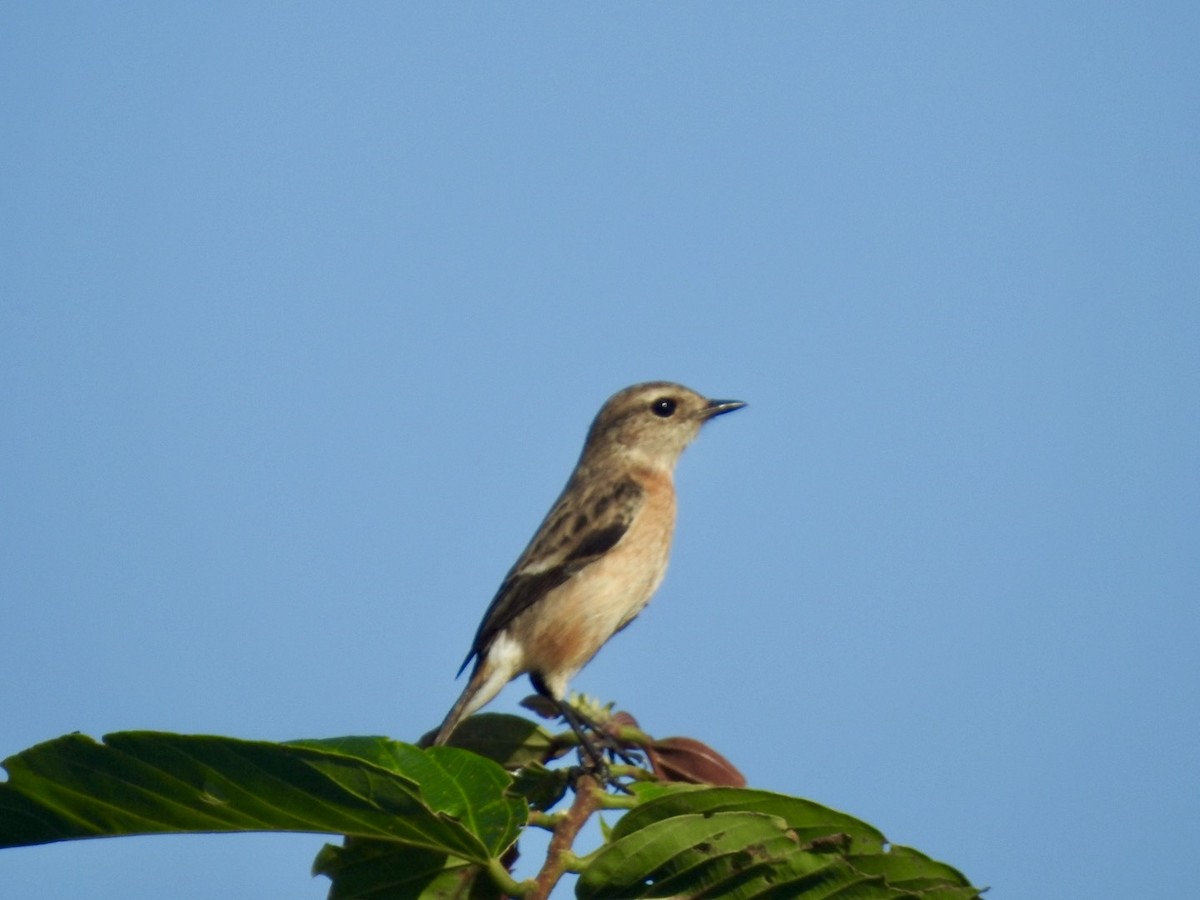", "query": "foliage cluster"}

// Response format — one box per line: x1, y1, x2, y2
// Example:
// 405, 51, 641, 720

0, 707, 982, 899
